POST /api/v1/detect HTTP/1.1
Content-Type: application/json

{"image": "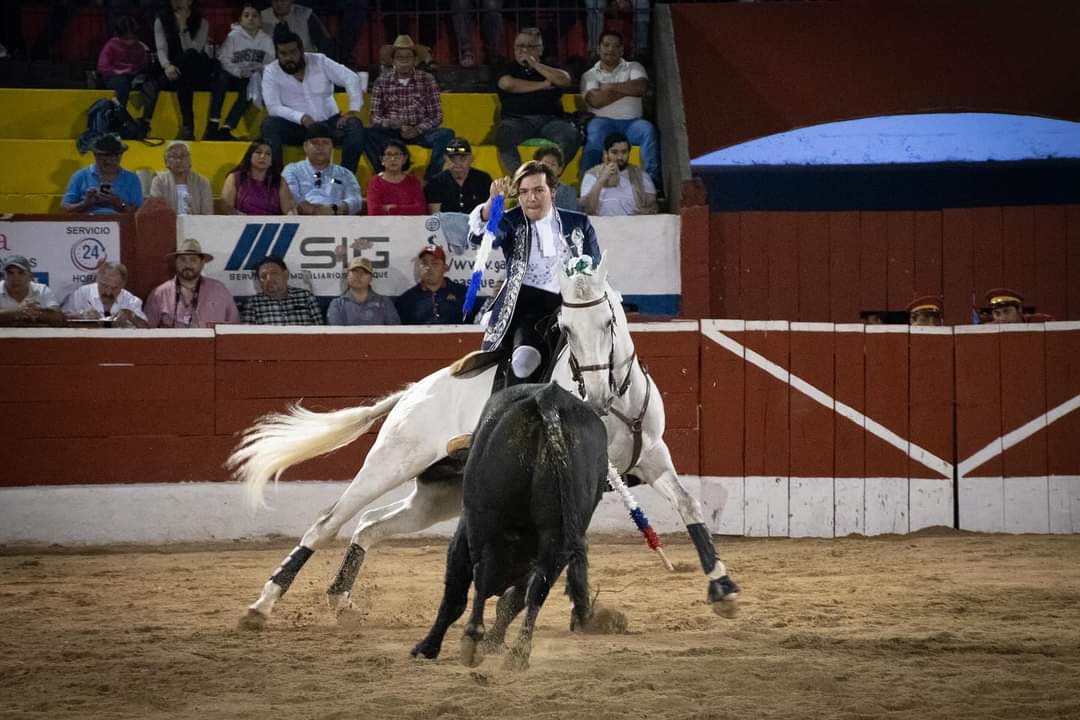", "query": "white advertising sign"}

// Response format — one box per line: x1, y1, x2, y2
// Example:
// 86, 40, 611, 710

0, 221, 122, 303
178, 213, 681, 313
